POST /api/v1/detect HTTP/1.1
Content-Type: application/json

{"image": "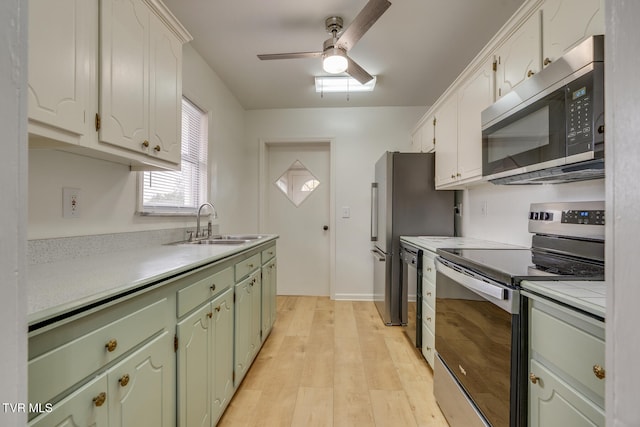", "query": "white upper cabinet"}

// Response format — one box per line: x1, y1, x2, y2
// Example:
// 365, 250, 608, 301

456, 58, 494, 182
541, 0, 605, 69
100, 0, 186, 165
100, 0, 150, 154
410, 115, 435, 153
28, 0, 191, 170
28, 0, 94, 144
495, 11, 542, 100
434, 95, 458, 187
